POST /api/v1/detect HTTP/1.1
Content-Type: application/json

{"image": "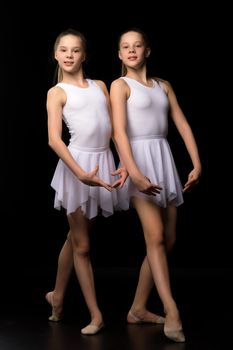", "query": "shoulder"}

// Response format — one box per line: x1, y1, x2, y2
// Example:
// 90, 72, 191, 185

93, 79, 107, 91
110, 78, 129, 94
47, 85, 66, 98
110, 77, 127, 88
110, 78, 130, 100
93, 80, 110, 98
47, 85, 66, 105
152, 77, 173, 95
